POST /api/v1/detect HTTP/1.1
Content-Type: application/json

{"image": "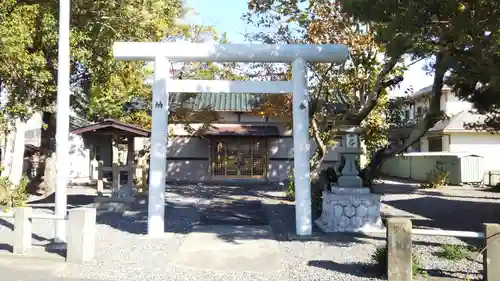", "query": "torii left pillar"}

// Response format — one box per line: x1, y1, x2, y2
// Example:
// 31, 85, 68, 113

148, 56, 170, 236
